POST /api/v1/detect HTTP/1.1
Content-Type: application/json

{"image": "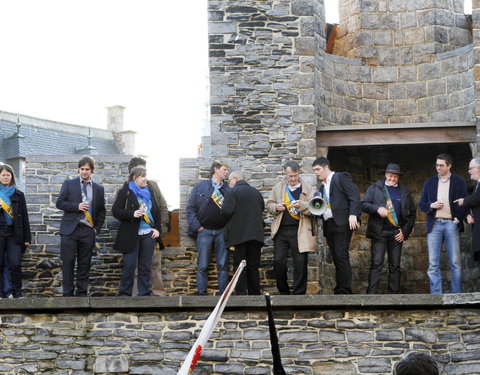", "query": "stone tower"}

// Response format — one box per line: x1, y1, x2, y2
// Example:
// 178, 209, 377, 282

177, 0, 480, 295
